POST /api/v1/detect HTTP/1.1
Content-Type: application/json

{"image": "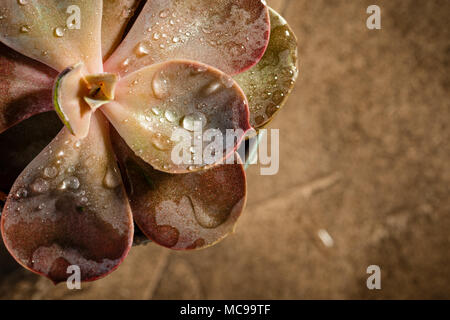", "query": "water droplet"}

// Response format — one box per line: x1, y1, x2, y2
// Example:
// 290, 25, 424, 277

152, 72, 169, 99
151, 107, 161, 115
54, 27, 64, 38
172, 36, 179, 43
136, 42, 150, 56
152, 32, 160, 40
31, 178, 49, 194
182, 112, 207, 132
164, 110, 177, 123
38, 203, 46, 210
60, 176, 80, 190
18, 0, 28, 5
103, 167, 121, 189
20, 25, 30, 33
75, 140, 82, 148
202, 81, 222, 96
191, 65, 208, 75
152, 134, 171, 151
15, 188, 28, 199
220, 75, 234, 88
44, 166, 58, 179
159, 9, 170, 18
